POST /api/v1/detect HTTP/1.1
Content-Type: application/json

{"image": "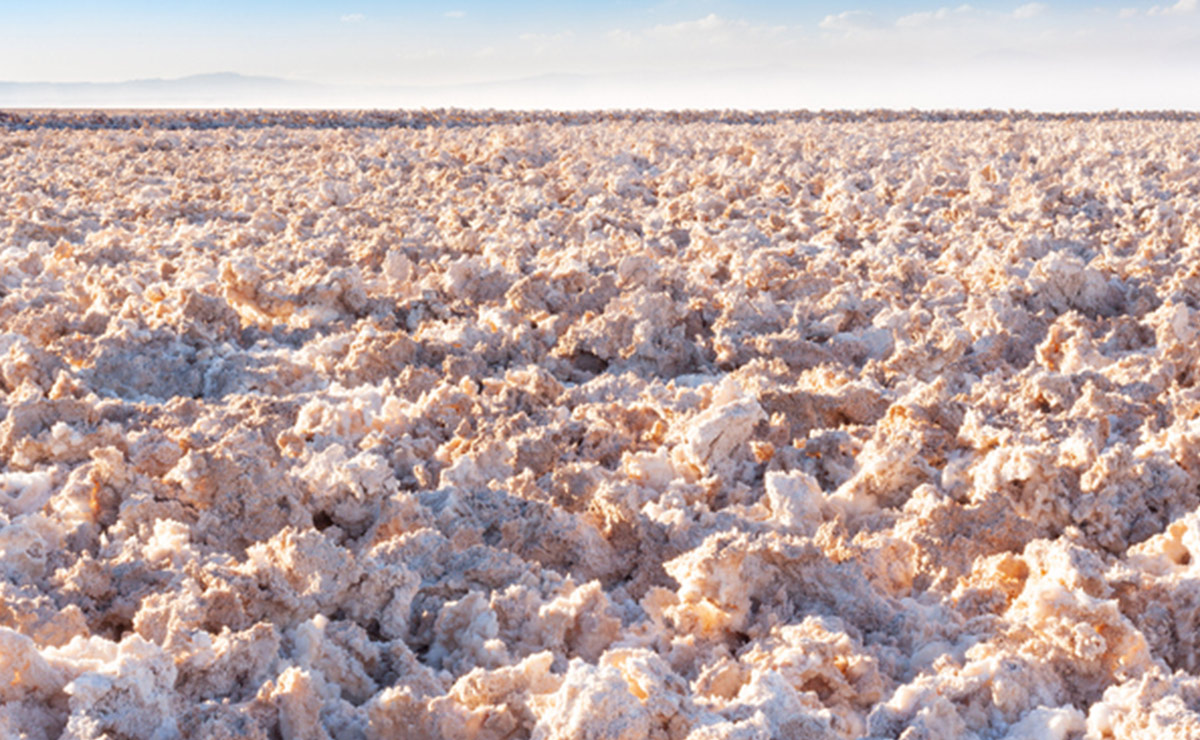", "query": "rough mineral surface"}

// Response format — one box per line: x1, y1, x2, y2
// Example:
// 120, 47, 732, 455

2, 110, 1200, 739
